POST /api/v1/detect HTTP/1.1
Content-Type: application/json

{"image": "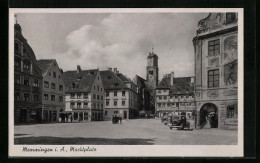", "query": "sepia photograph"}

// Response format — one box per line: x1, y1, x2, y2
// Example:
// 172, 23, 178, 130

9, 8, 243, 157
